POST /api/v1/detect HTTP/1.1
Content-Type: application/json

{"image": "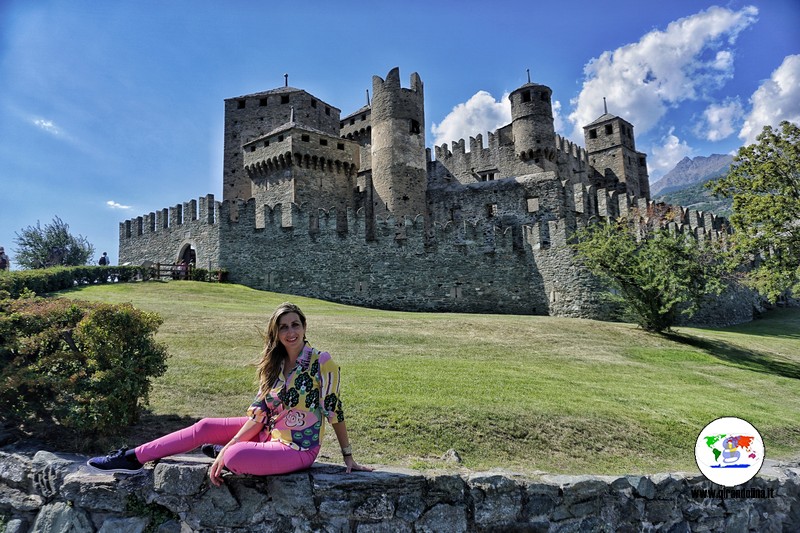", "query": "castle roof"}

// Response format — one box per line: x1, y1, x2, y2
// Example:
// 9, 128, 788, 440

510, 82, 551, 95
243, 121, 338, 147
341, 104, 371, 121
226, 86, 303, 100
585, 113, 633, 128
